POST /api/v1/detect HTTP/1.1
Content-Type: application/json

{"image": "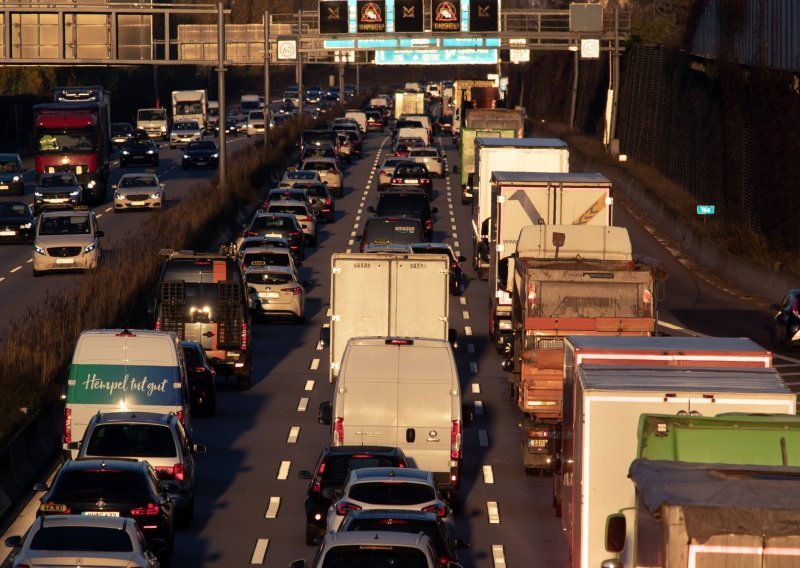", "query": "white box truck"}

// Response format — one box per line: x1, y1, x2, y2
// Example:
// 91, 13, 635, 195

321, 253, 453, 383
171, 90, 208, 129
560, 364, 796, 568
472, 138, 570, 279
